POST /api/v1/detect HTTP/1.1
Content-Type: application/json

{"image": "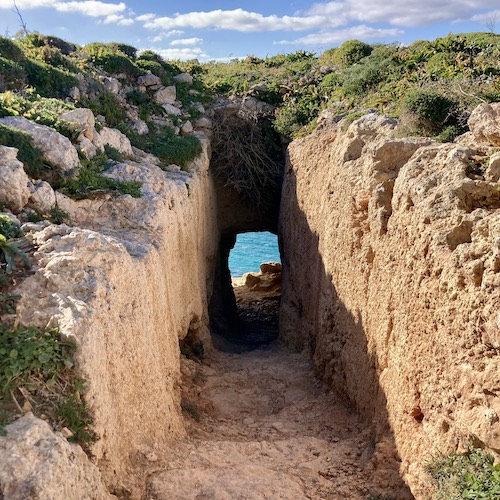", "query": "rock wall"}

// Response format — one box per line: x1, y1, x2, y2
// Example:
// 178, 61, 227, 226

8, 134, 218, 497
280, 111, 500, 496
